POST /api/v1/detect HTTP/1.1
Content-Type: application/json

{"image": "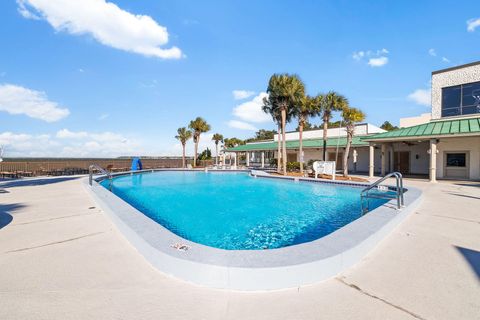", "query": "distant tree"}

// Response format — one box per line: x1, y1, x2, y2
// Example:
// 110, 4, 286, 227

254, 129, 276, 140
198, 148, 212, 161
212, 133, 224, 165
244, 129, 277, 143
224, 137, 245, 148
327, 120, 343, 128
295, 120, 316, 131
175, 127, 192, 168
380, 121, 399, 131
188, 117, 211, 167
